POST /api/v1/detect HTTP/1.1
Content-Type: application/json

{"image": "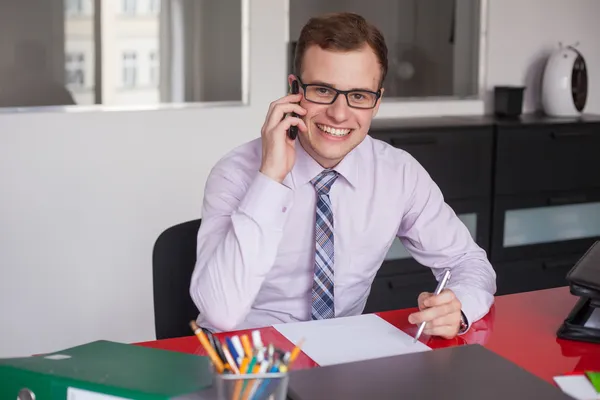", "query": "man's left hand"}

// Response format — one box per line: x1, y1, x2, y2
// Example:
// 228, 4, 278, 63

408, 289, 462, 339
